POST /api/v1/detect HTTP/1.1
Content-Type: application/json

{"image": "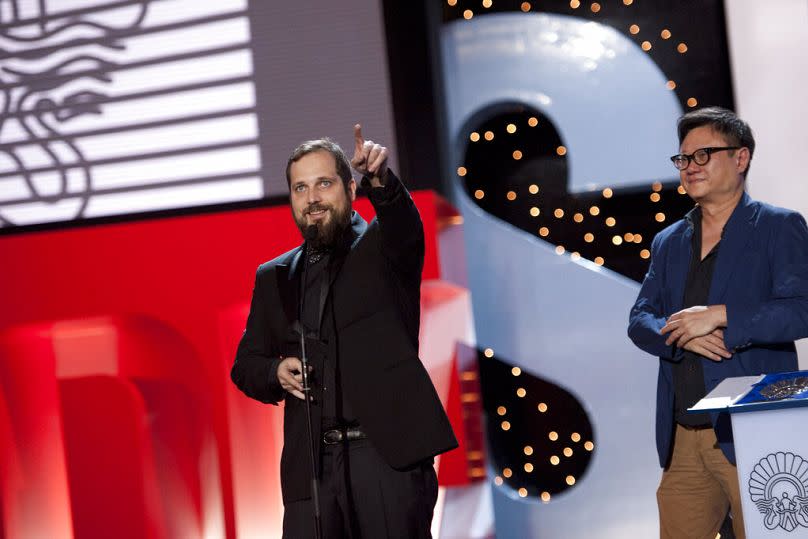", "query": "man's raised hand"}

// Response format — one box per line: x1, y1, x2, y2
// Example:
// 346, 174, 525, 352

351, 123, 388, 187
